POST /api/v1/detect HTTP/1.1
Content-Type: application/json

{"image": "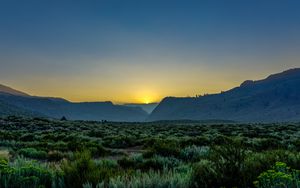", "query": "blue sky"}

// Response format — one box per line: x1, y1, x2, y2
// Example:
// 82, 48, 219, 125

1, 0, 300, 103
